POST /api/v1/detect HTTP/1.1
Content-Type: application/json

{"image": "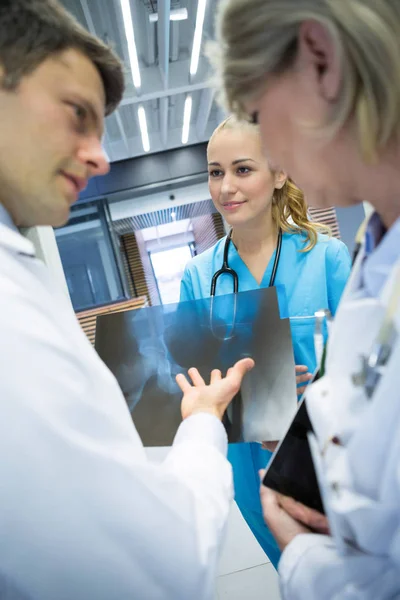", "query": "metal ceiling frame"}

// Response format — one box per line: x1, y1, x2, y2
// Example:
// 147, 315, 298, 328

73, 0, 221, 161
